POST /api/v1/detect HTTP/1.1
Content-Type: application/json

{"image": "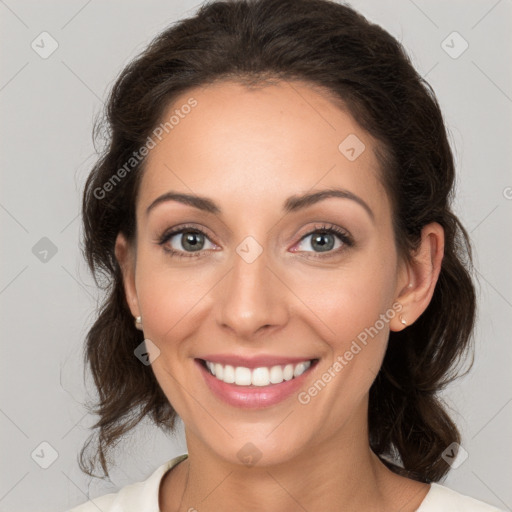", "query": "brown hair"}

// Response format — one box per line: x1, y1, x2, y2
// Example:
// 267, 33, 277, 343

79, 0, 476, 483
